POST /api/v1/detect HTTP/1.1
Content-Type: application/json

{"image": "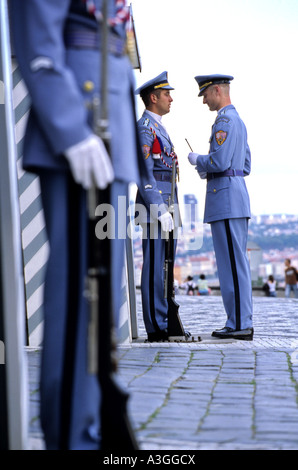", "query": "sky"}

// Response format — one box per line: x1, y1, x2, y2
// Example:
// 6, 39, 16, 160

130, 0, 298, 217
